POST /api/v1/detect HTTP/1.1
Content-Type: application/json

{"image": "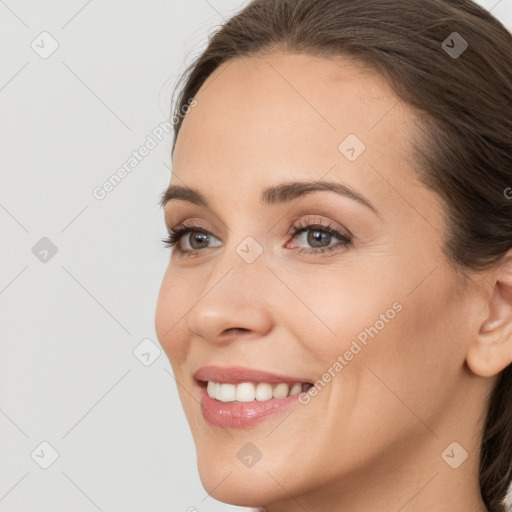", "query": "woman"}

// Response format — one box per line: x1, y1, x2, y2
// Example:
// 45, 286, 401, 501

155, 0, 512, 510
